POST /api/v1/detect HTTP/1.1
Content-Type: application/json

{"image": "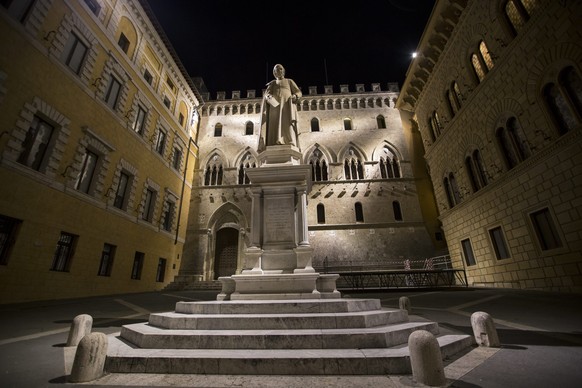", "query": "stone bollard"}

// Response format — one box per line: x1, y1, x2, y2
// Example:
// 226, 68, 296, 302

69, 332, 108, 383
66, 314, 93, 347
471, 311, 500, 347
399, 296, 411, 314
408, 330, 446, 386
